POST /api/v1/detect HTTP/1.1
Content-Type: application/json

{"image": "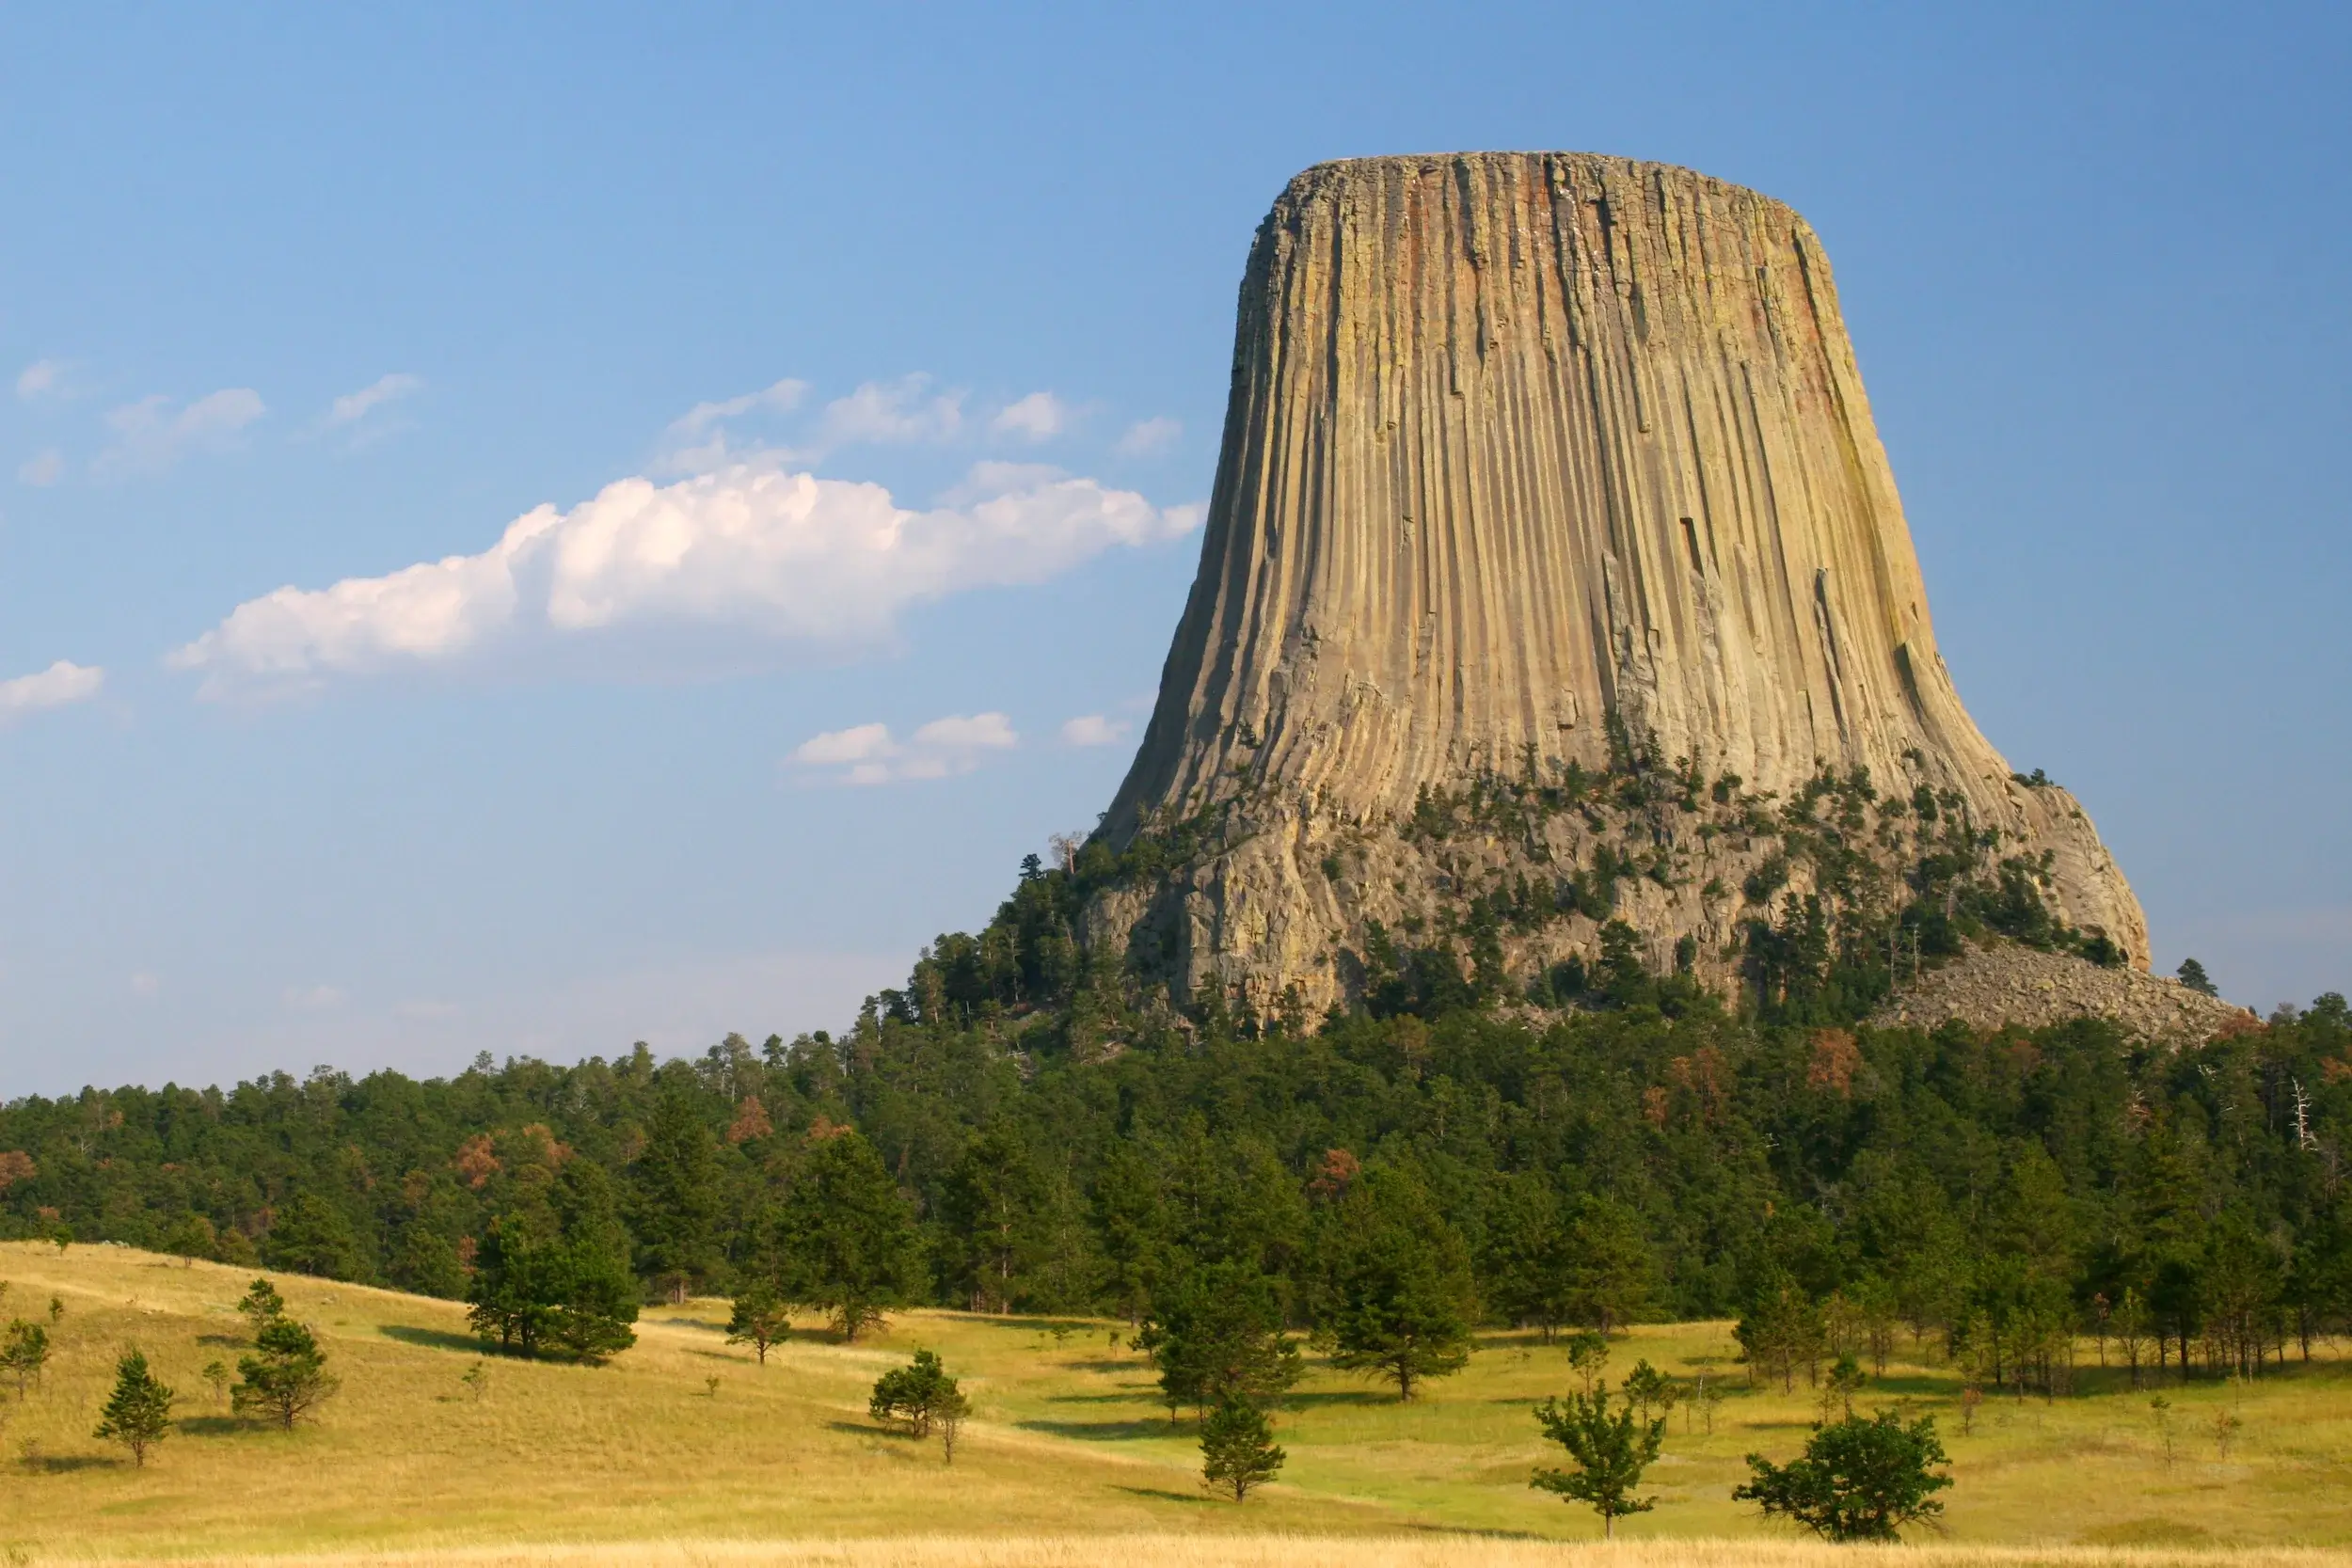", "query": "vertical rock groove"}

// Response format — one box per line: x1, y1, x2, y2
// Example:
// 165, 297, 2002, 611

1095, 152, 2145, 1010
